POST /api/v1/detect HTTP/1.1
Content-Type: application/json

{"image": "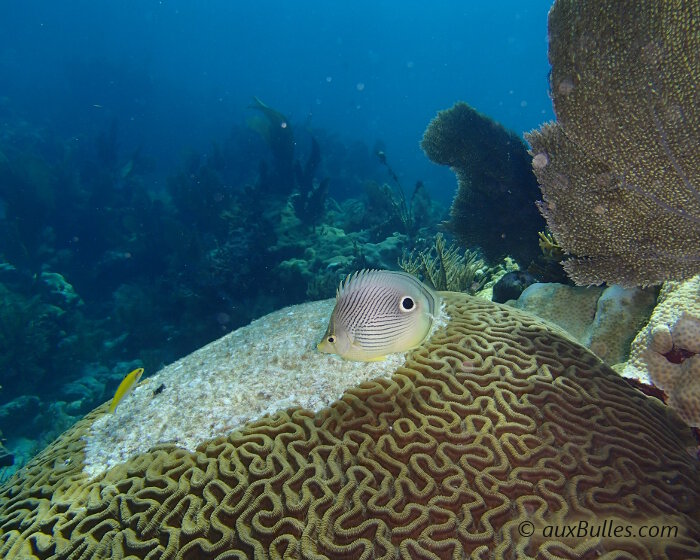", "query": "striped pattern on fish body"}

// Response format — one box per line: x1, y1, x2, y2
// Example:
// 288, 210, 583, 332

317, 269, 440, 361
